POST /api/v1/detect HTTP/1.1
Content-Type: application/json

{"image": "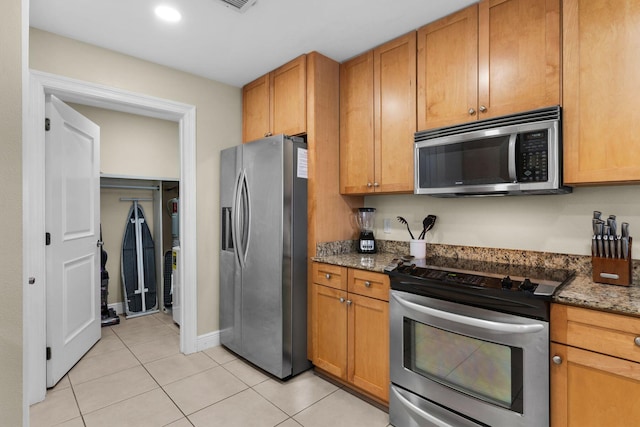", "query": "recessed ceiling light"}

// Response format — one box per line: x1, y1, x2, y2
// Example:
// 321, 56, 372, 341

155, 5, 182, 23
